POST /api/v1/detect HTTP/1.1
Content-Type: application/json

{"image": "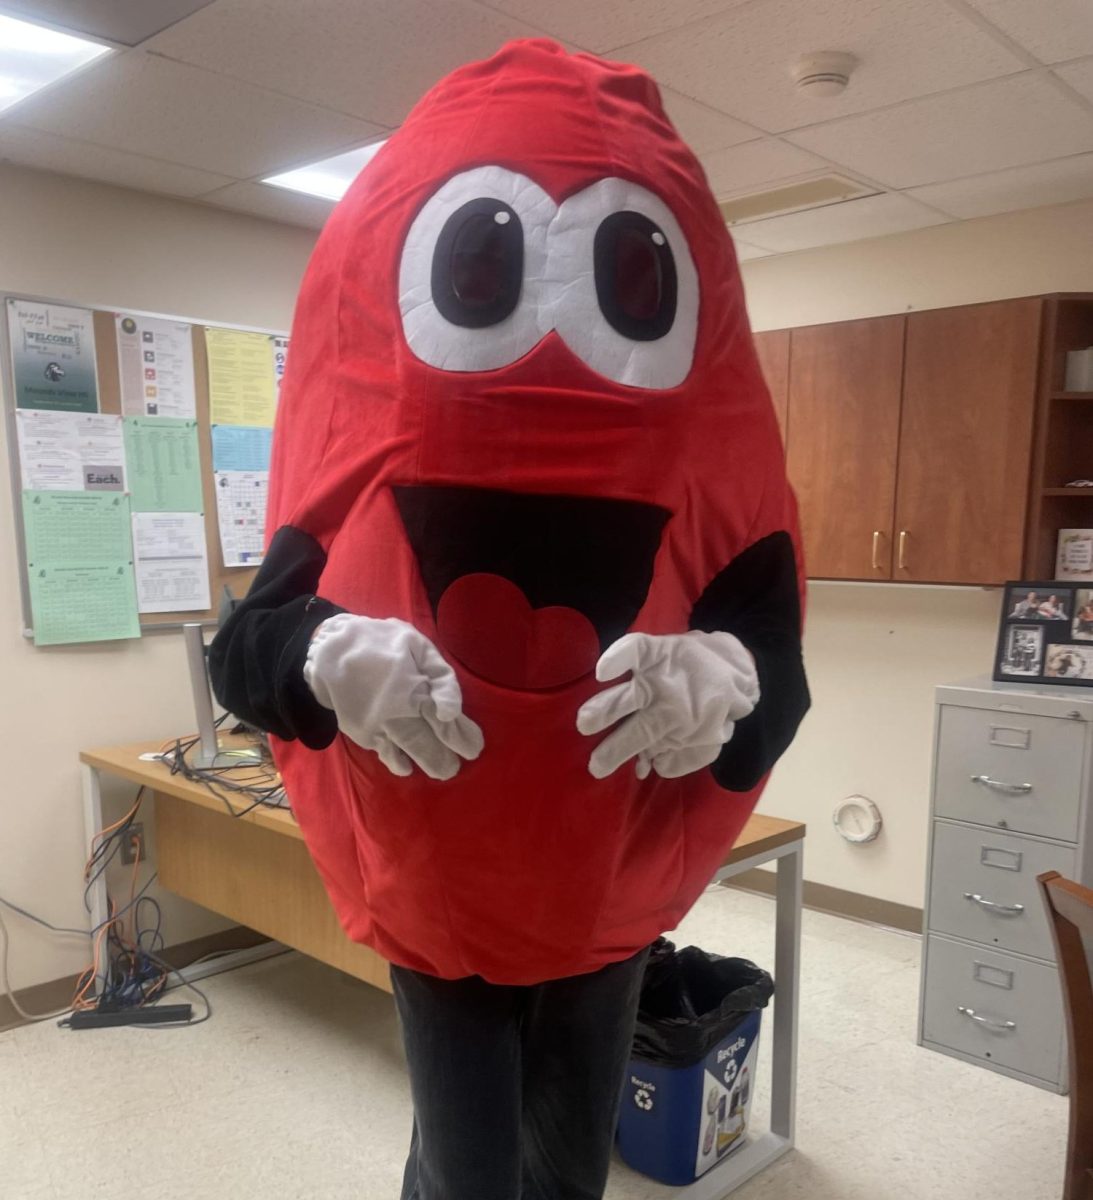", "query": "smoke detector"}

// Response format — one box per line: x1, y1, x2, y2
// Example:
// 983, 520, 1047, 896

792, 51, 857, 98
